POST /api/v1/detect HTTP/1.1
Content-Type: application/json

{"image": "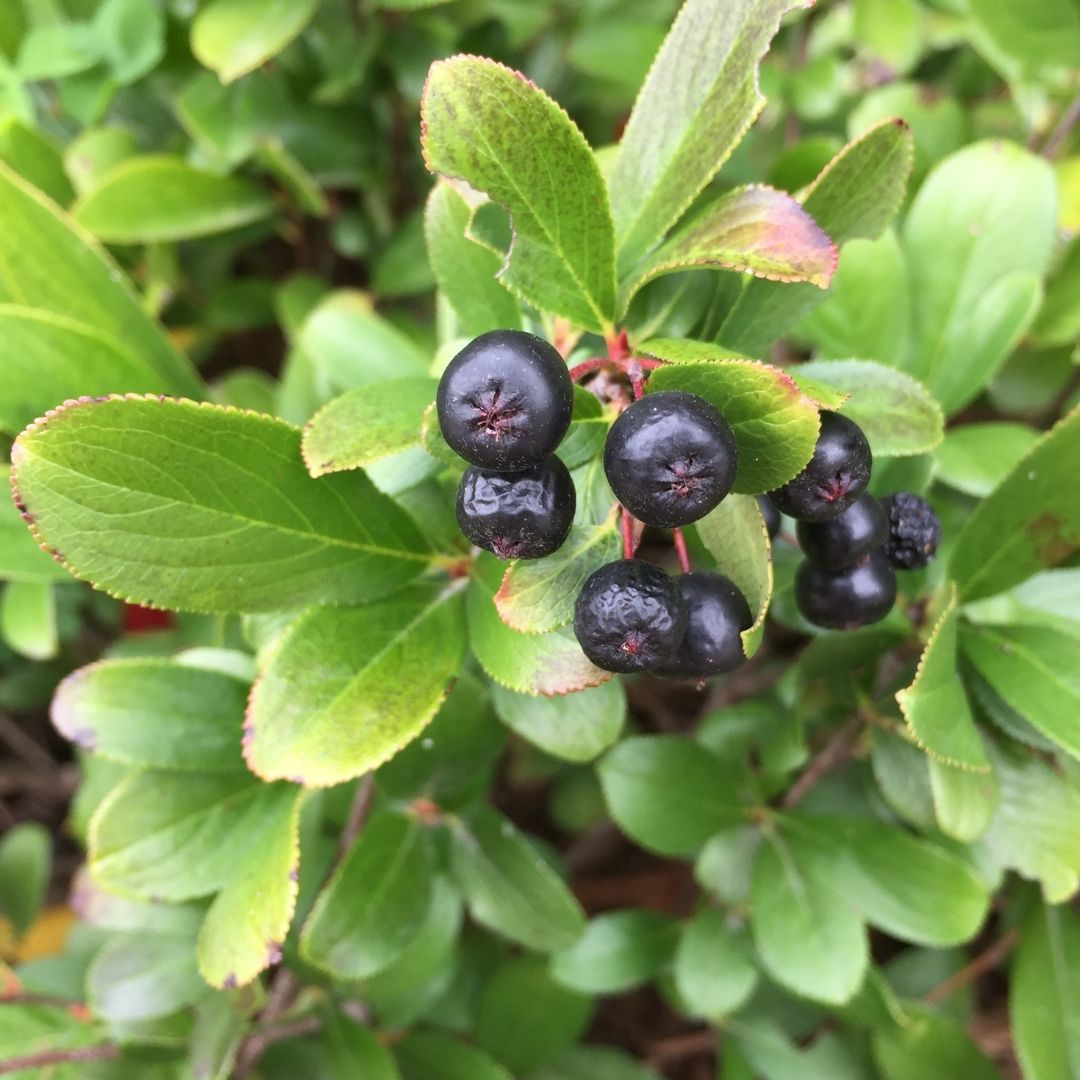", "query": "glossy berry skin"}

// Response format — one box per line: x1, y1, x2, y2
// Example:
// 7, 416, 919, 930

768, 412, 872, 523
574, 560, 687, 674
437, 330, 573, 471
456, 457, 575, 560
656, 572, 752, 679
797, 492, 888, 571
794, 550, 897, 630
759, 495, 781, 540
883, 492, 942, 570
604, 391, 738, 528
